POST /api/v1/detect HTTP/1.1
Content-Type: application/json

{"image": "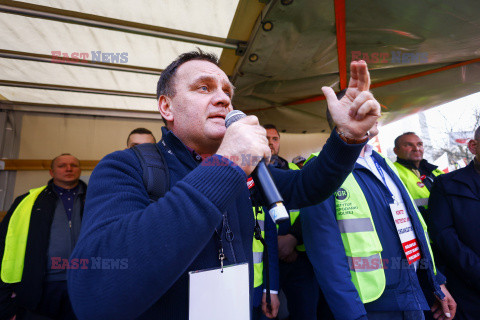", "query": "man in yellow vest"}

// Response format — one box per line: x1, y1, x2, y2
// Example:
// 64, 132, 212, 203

393, 132, 444, 216
302, 108, 456, 320
0, 153, 86, 320
264, 124, 318, 320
